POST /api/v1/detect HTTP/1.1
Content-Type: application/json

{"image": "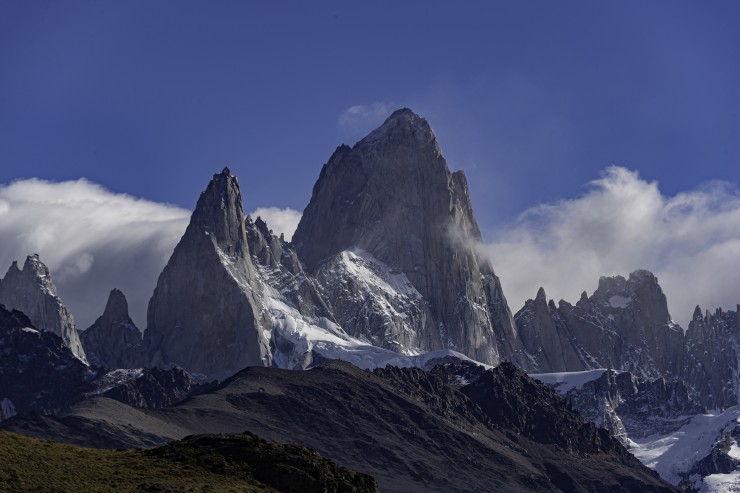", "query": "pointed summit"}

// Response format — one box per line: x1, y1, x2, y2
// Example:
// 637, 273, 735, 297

515, 286, 587, 373
362, 107, 432, 138
189, 168, 249, 258
293, 109, 524, 366
145, 169, 271, 379
81, 289, 145, 369
535, 287, 547, 304
103, 288, 129, 320
0, 255, 86, 362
